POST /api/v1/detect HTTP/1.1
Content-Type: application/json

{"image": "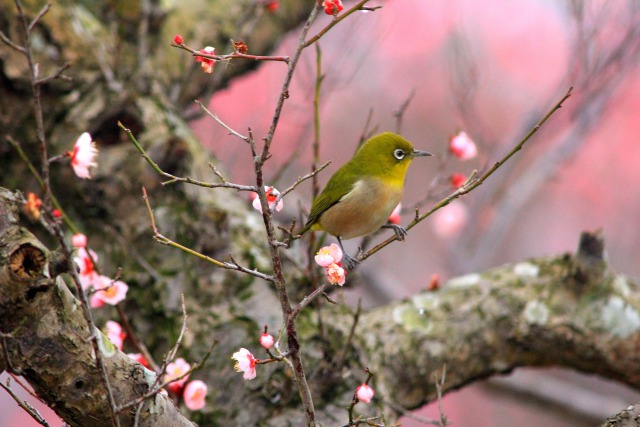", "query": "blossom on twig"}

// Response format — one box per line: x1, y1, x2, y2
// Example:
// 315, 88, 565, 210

314, 243, 342, 267
70, 132, 98, 179
251, 186, 284, 213
323, 0, 343, 15
24, 192, 42, 221
232, 348, 257, 380
90, 275, 129, 307
196, 46, 216, 74
356, 383, 375, 403
449, 131, 477, 160
165, 358, 191, 393
183, 380, 208, 410
388, 203, 402, 225
260, 332, 274, 350
105, 320, 126, 350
